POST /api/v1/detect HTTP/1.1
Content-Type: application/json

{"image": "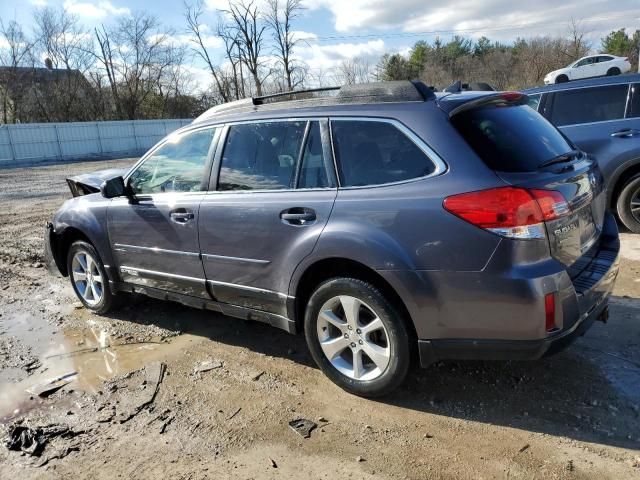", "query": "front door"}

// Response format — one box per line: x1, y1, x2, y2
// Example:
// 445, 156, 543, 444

108, 126, 218, 298
198, 119, 337, 316
572, 57, 597, 80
